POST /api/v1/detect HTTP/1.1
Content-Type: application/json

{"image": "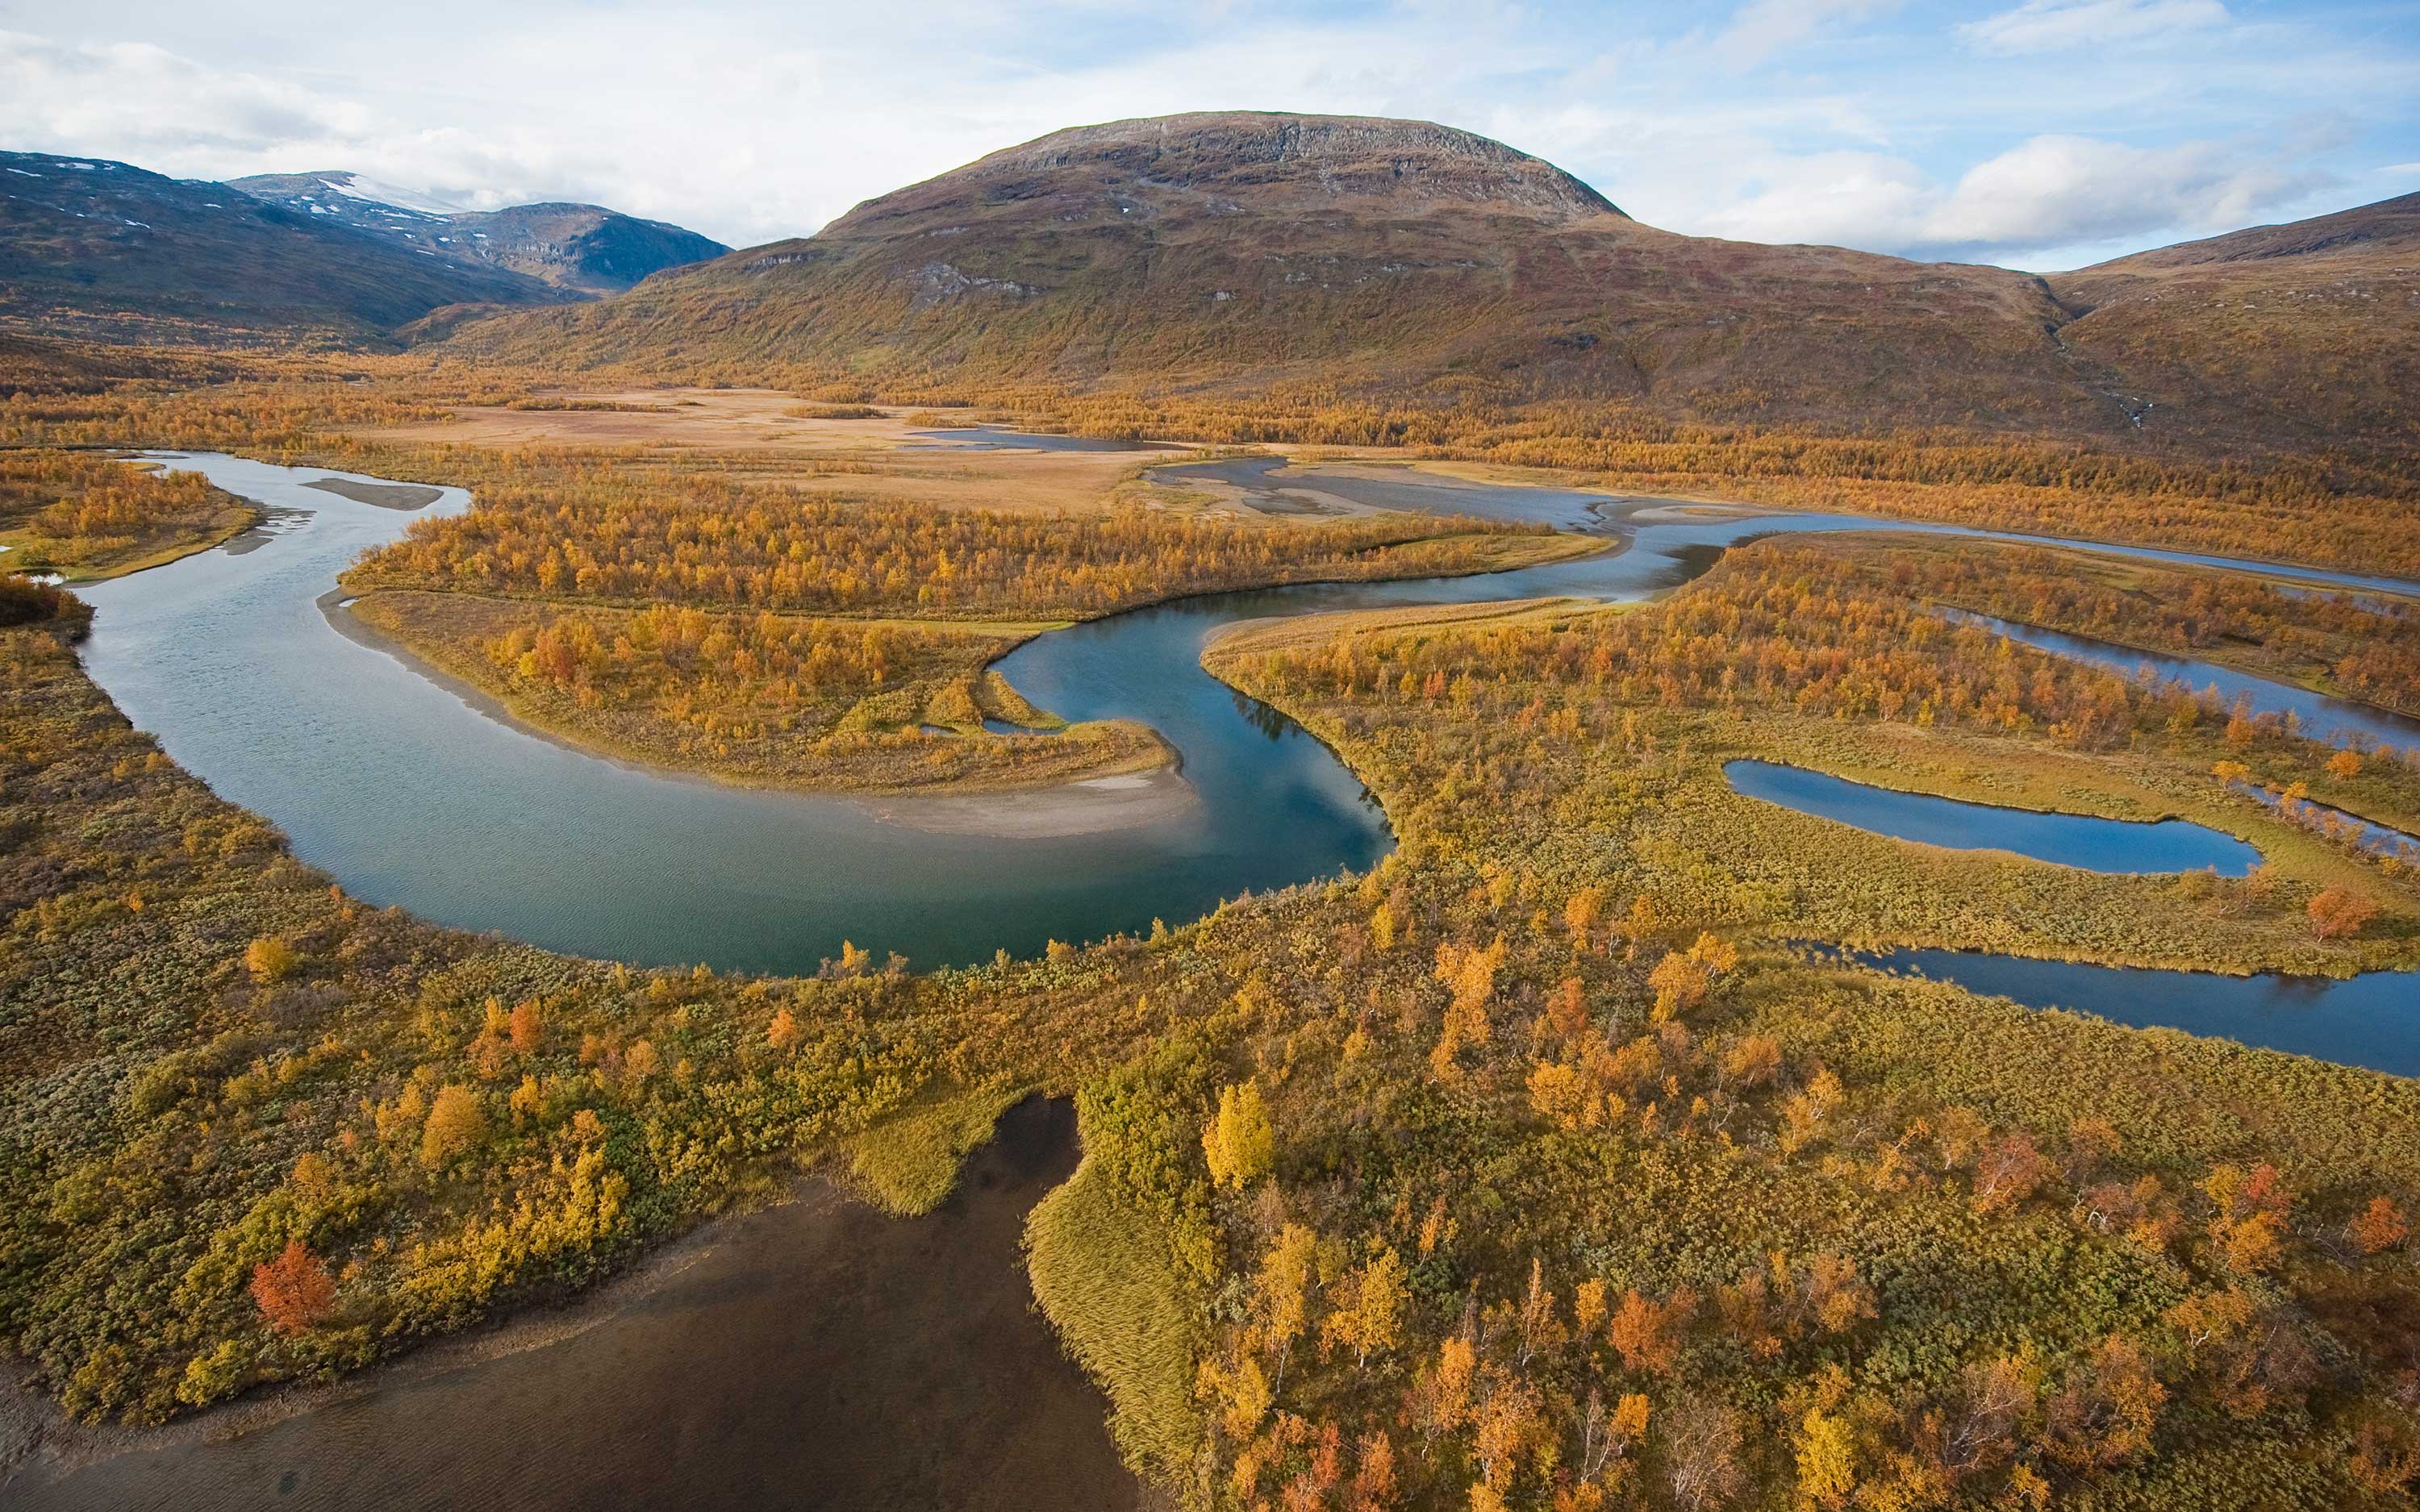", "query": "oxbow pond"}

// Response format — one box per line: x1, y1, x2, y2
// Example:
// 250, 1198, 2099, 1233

1724, 759, 2263, 876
